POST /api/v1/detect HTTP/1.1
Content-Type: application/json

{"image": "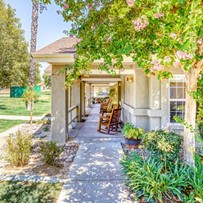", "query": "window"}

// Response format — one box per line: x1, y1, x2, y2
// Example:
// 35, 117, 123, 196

170, 75, 186, 123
